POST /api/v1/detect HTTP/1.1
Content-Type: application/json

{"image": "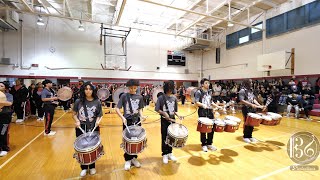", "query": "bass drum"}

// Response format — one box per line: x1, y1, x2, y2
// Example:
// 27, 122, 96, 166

152, 87, 164, 103
185, 87, 198, 103
112, 87, 129, 104
97, 88, 110, 101
57, 87, 73, 101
